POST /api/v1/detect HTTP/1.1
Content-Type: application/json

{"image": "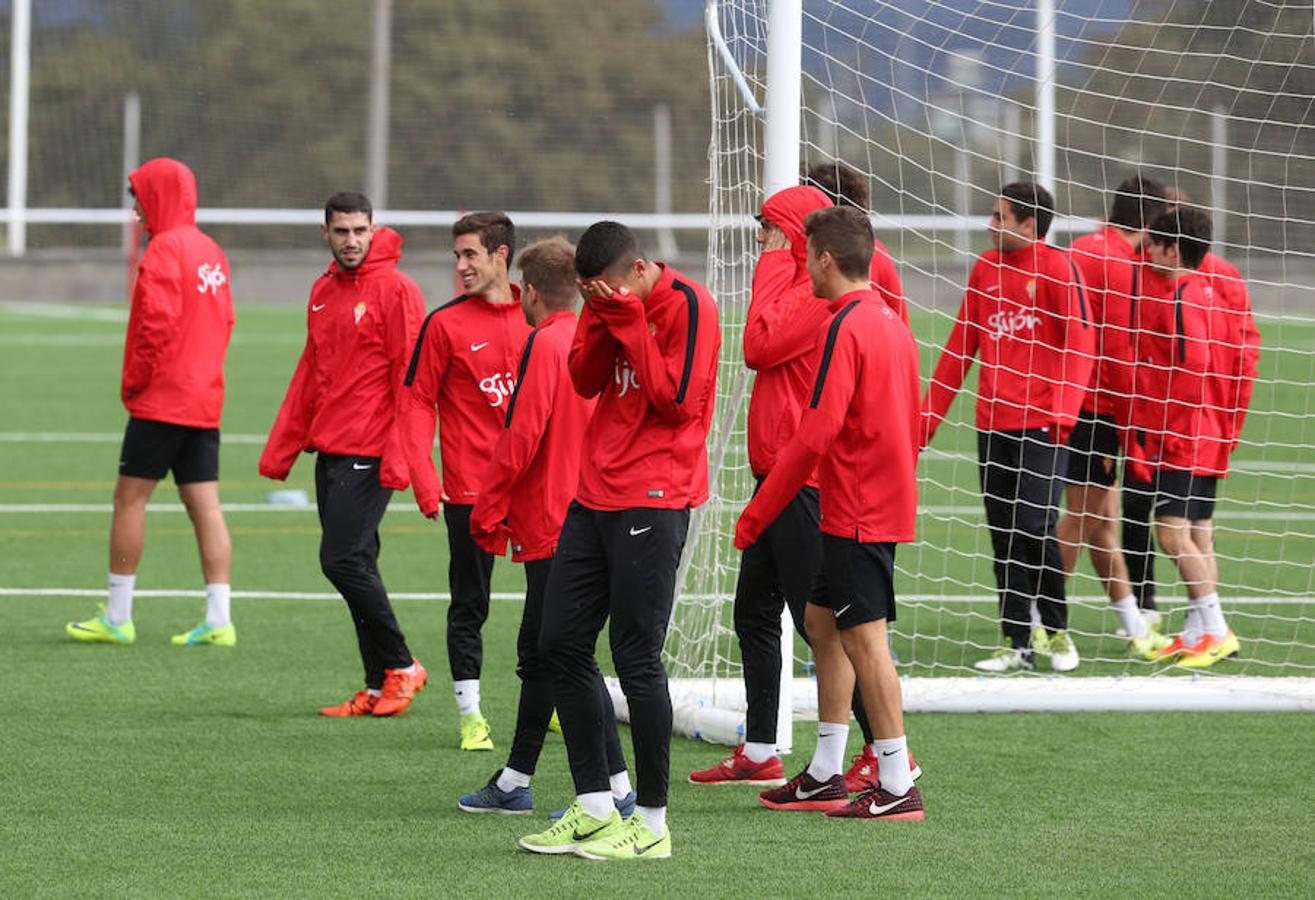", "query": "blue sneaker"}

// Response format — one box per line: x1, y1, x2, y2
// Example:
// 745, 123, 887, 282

459, 772, 533, 815
549, 790, 635, 821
